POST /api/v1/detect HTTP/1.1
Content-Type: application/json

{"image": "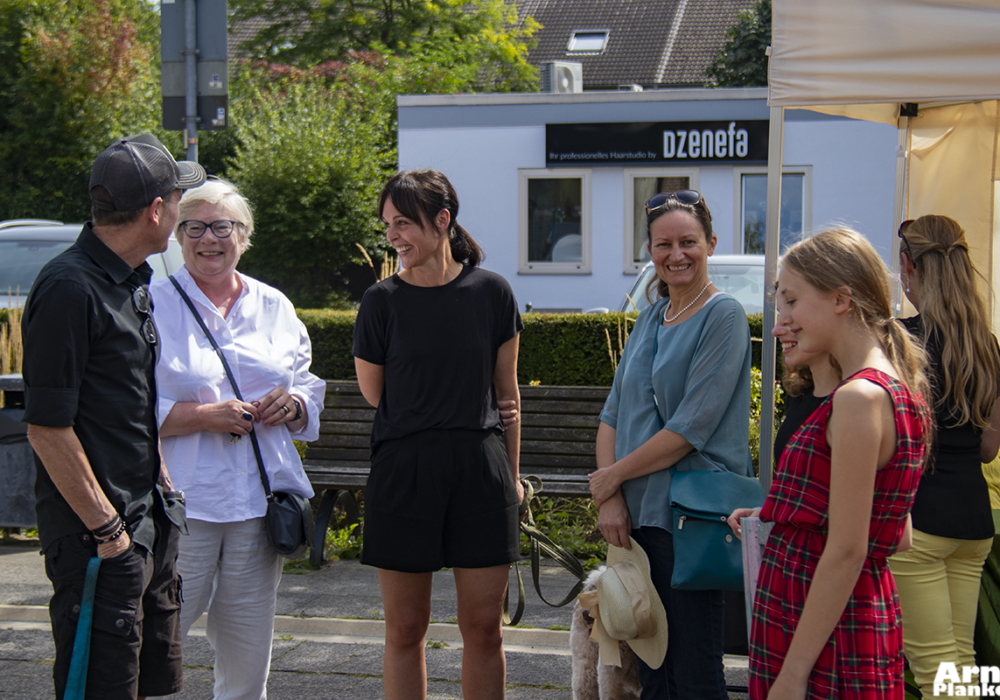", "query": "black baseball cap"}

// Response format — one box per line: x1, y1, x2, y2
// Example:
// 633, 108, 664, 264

89, 133, 207, 212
